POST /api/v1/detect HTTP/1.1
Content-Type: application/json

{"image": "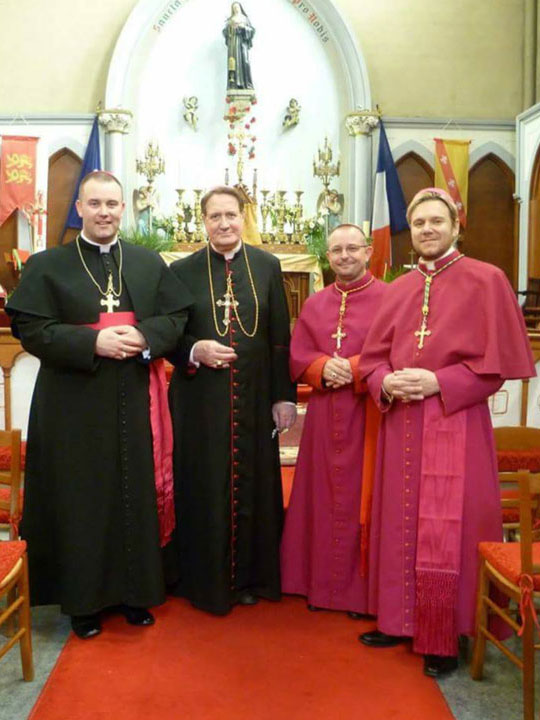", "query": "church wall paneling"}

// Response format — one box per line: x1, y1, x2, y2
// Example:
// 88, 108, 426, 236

465, 154, 516, 286
47, 147, 81, 248
392, 152, 434, 267
0, 212, 20, 294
